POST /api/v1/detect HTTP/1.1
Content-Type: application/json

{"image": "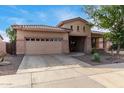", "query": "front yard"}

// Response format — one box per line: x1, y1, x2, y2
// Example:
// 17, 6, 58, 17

1, 52, 124, 76
0, 53, 124, 87
0, 54, 24, 76
73, 52, 124, 66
